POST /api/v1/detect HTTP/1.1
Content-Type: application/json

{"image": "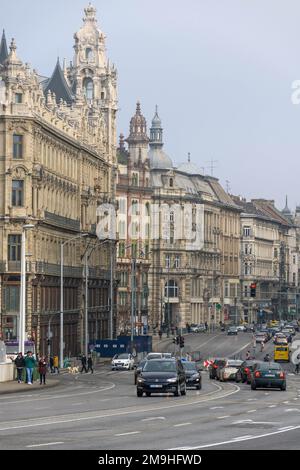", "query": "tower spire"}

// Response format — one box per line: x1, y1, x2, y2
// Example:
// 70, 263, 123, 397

0, 29, 8, 65
149, 105, 163, 149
